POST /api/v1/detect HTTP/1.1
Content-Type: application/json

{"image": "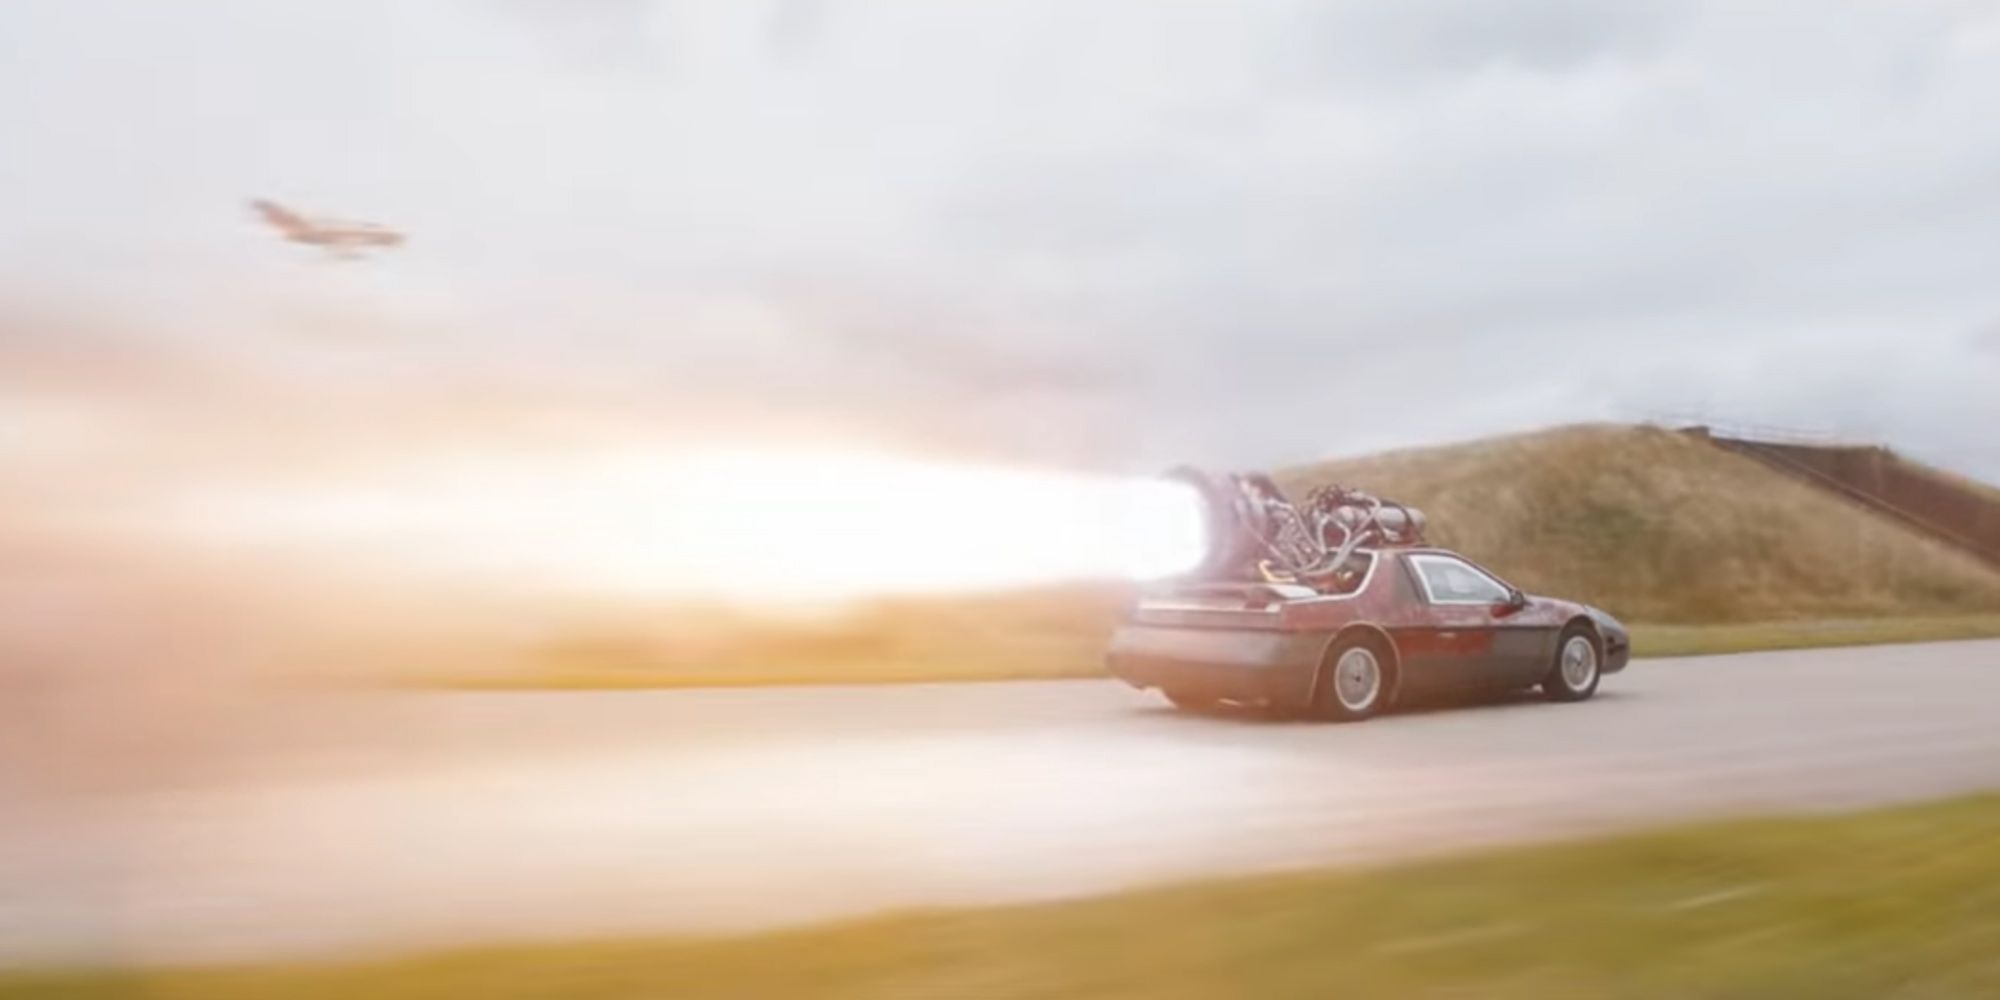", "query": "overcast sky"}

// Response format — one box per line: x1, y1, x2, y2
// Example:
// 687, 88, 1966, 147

4, 0, 2000, 480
